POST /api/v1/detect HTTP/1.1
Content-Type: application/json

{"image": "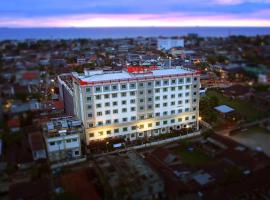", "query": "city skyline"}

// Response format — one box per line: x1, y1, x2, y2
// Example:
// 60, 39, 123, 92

0, 0, 270, 27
